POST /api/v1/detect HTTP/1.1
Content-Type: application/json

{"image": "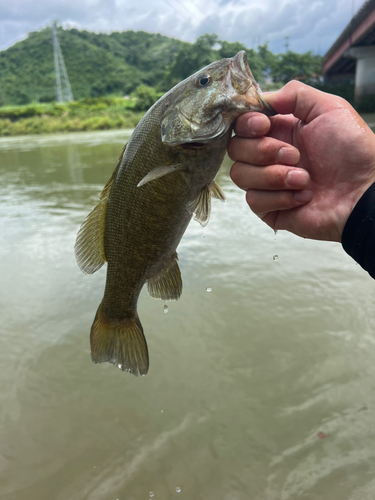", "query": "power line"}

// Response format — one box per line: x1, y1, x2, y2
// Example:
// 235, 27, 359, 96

51, 21, 74, 103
